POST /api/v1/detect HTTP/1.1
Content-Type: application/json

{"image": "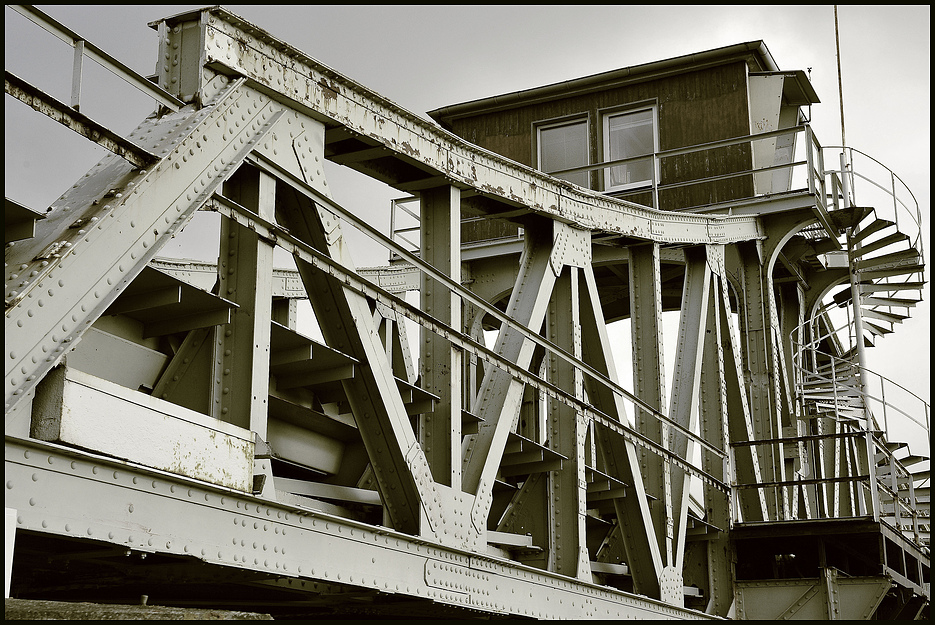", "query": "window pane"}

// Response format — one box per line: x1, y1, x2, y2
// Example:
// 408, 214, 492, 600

605, 109, 654, 189
539, 121, 589, 188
